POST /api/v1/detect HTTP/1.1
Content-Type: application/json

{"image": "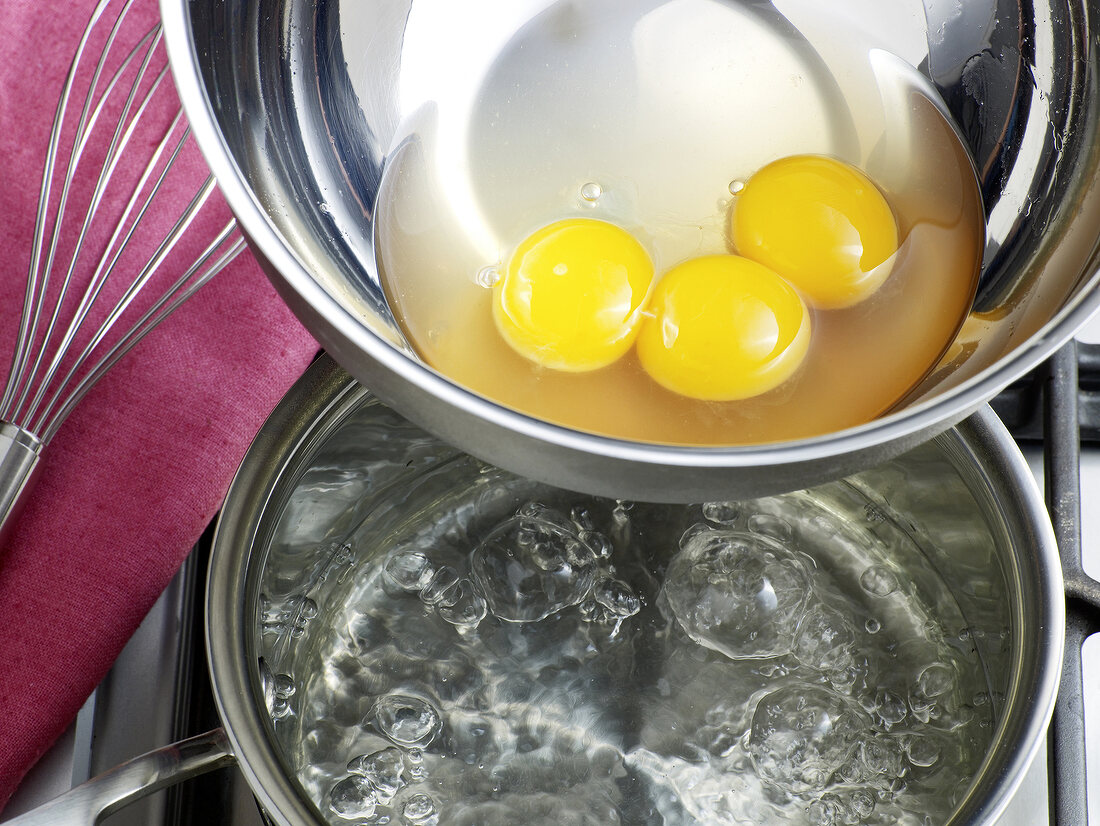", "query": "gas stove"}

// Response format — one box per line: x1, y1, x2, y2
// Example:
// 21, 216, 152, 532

4, 328, 1100, 826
